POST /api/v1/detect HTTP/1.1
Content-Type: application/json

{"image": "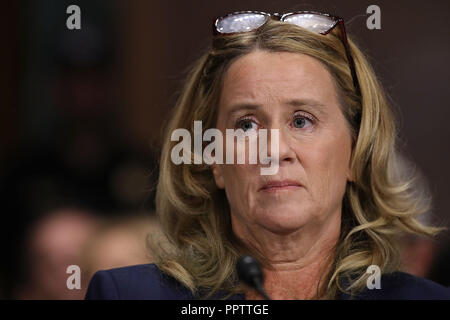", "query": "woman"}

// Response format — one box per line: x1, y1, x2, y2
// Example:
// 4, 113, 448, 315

86, 11, 450, 299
